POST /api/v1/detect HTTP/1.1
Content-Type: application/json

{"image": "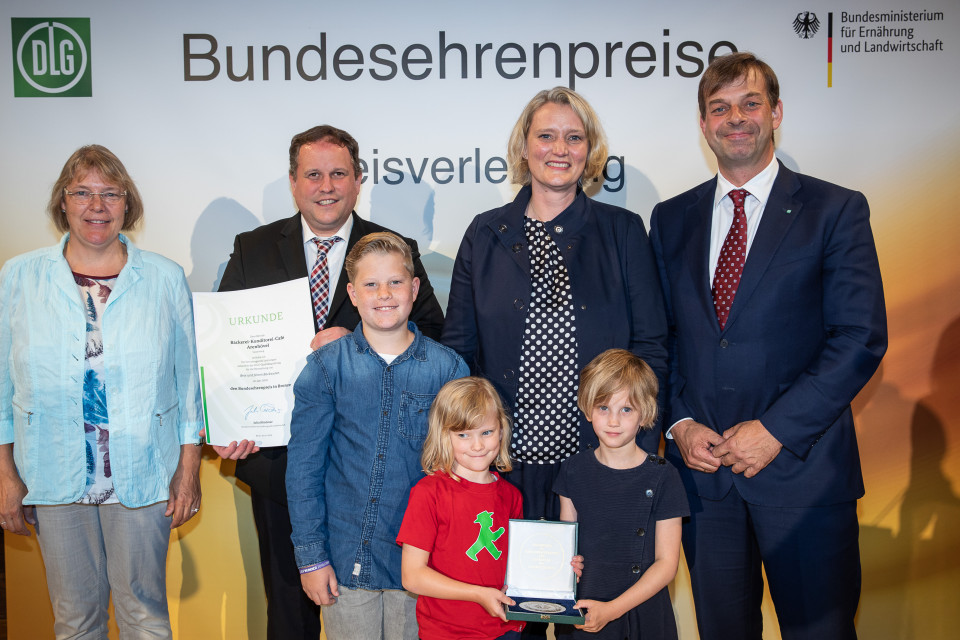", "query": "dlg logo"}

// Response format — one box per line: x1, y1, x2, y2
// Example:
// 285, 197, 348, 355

11, 18, 92, 97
